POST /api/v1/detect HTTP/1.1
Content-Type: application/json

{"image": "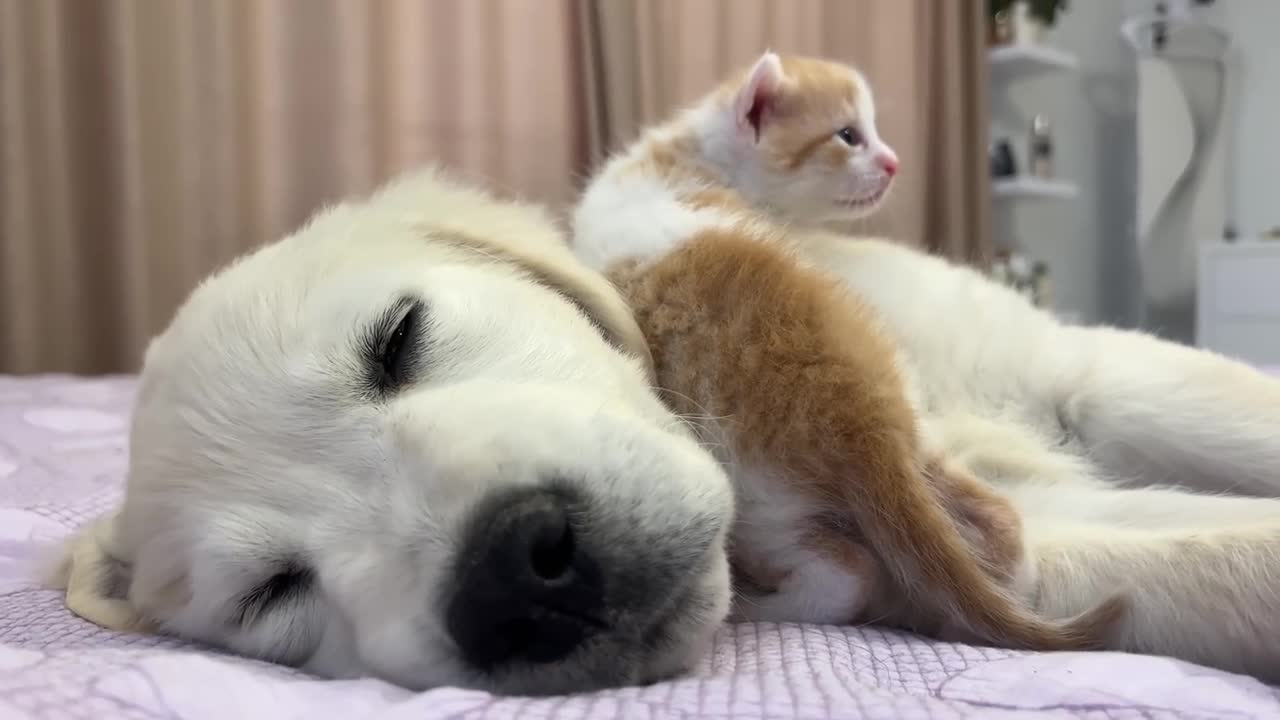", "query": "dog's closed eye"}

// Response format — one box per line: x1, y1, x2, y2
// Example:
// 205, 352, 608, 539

233, 561, 314, 626
362, 297, 430, 395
